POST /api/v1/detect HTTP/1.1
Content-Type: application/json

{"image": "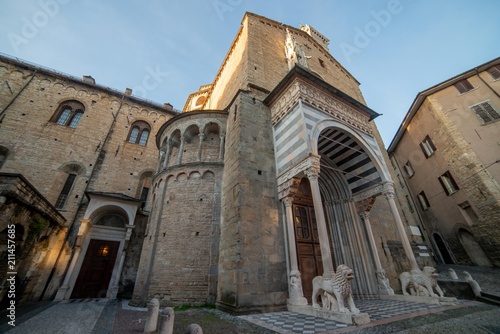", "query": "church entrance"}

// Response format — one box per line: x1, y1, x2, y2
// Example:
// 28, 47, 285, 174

293, 204, 323, 302
71, 239, 119, 298
291, 179, 324, 302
